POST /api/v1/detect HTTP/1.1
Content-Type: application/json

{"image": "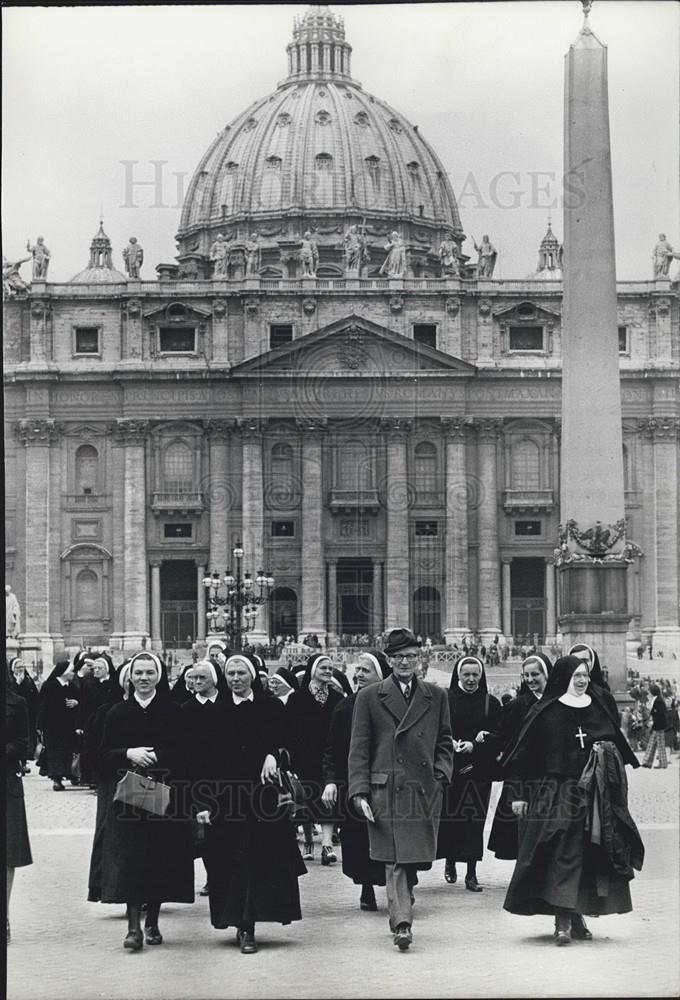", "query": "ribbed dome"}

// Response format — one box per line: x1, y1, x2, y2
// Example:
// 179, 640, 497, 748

176, 5, 462, 275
